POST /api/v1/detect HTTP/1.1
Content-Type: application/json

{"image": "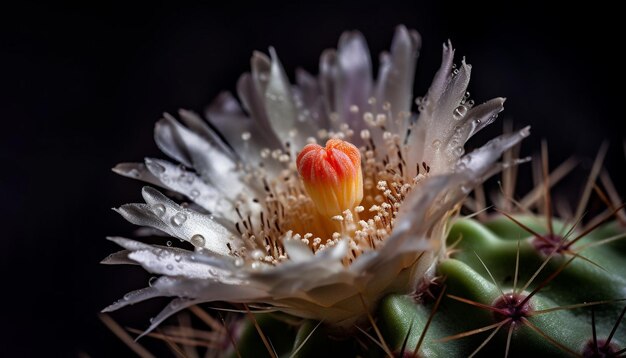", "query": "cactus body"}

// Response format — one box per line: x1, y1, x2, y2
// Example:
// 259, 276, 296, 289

236, 215, 626, 357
